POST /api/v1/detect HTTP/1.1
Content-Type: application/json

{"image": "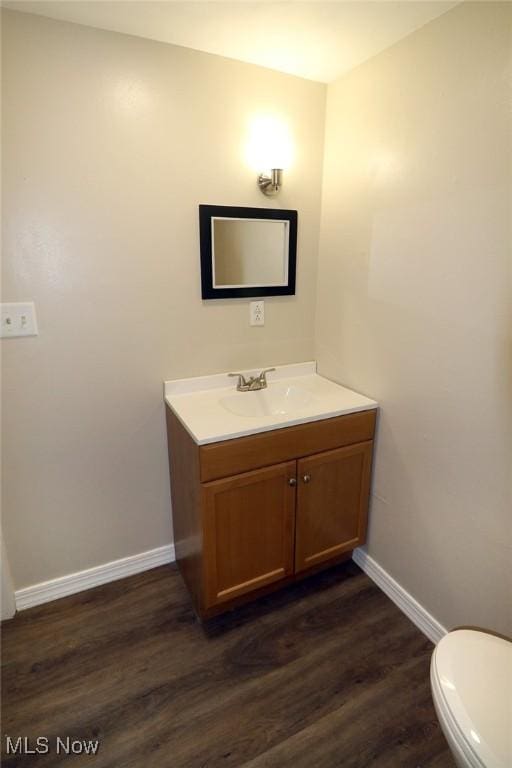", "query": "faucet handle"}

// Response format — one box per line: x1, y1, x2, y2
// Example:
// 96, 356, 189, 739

228, 372, 248, 389
258, 367, 276, 383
